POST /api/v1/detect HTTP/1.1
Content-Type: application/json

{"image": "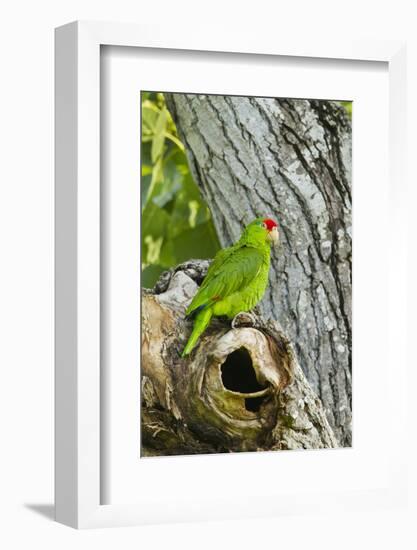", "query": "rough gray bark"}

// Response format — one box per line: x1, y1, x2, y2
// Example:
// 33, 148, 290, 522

165, 94, 352, 446
141, 261, 338, 456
